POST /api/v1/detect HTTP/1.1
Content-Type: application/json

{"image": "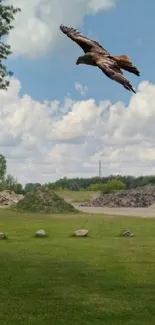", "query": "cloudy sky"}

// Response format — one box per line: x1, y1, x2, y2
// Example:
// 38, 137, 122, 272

1, 0, 155, 184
